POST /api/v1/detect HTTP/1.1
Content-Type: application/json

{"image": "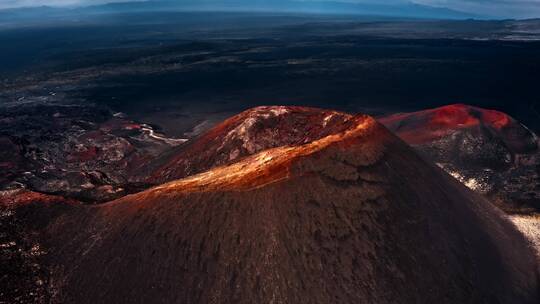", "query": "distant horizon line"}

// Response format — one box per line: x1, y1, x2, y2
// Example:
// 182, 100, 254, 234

1, 0, 539, 21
